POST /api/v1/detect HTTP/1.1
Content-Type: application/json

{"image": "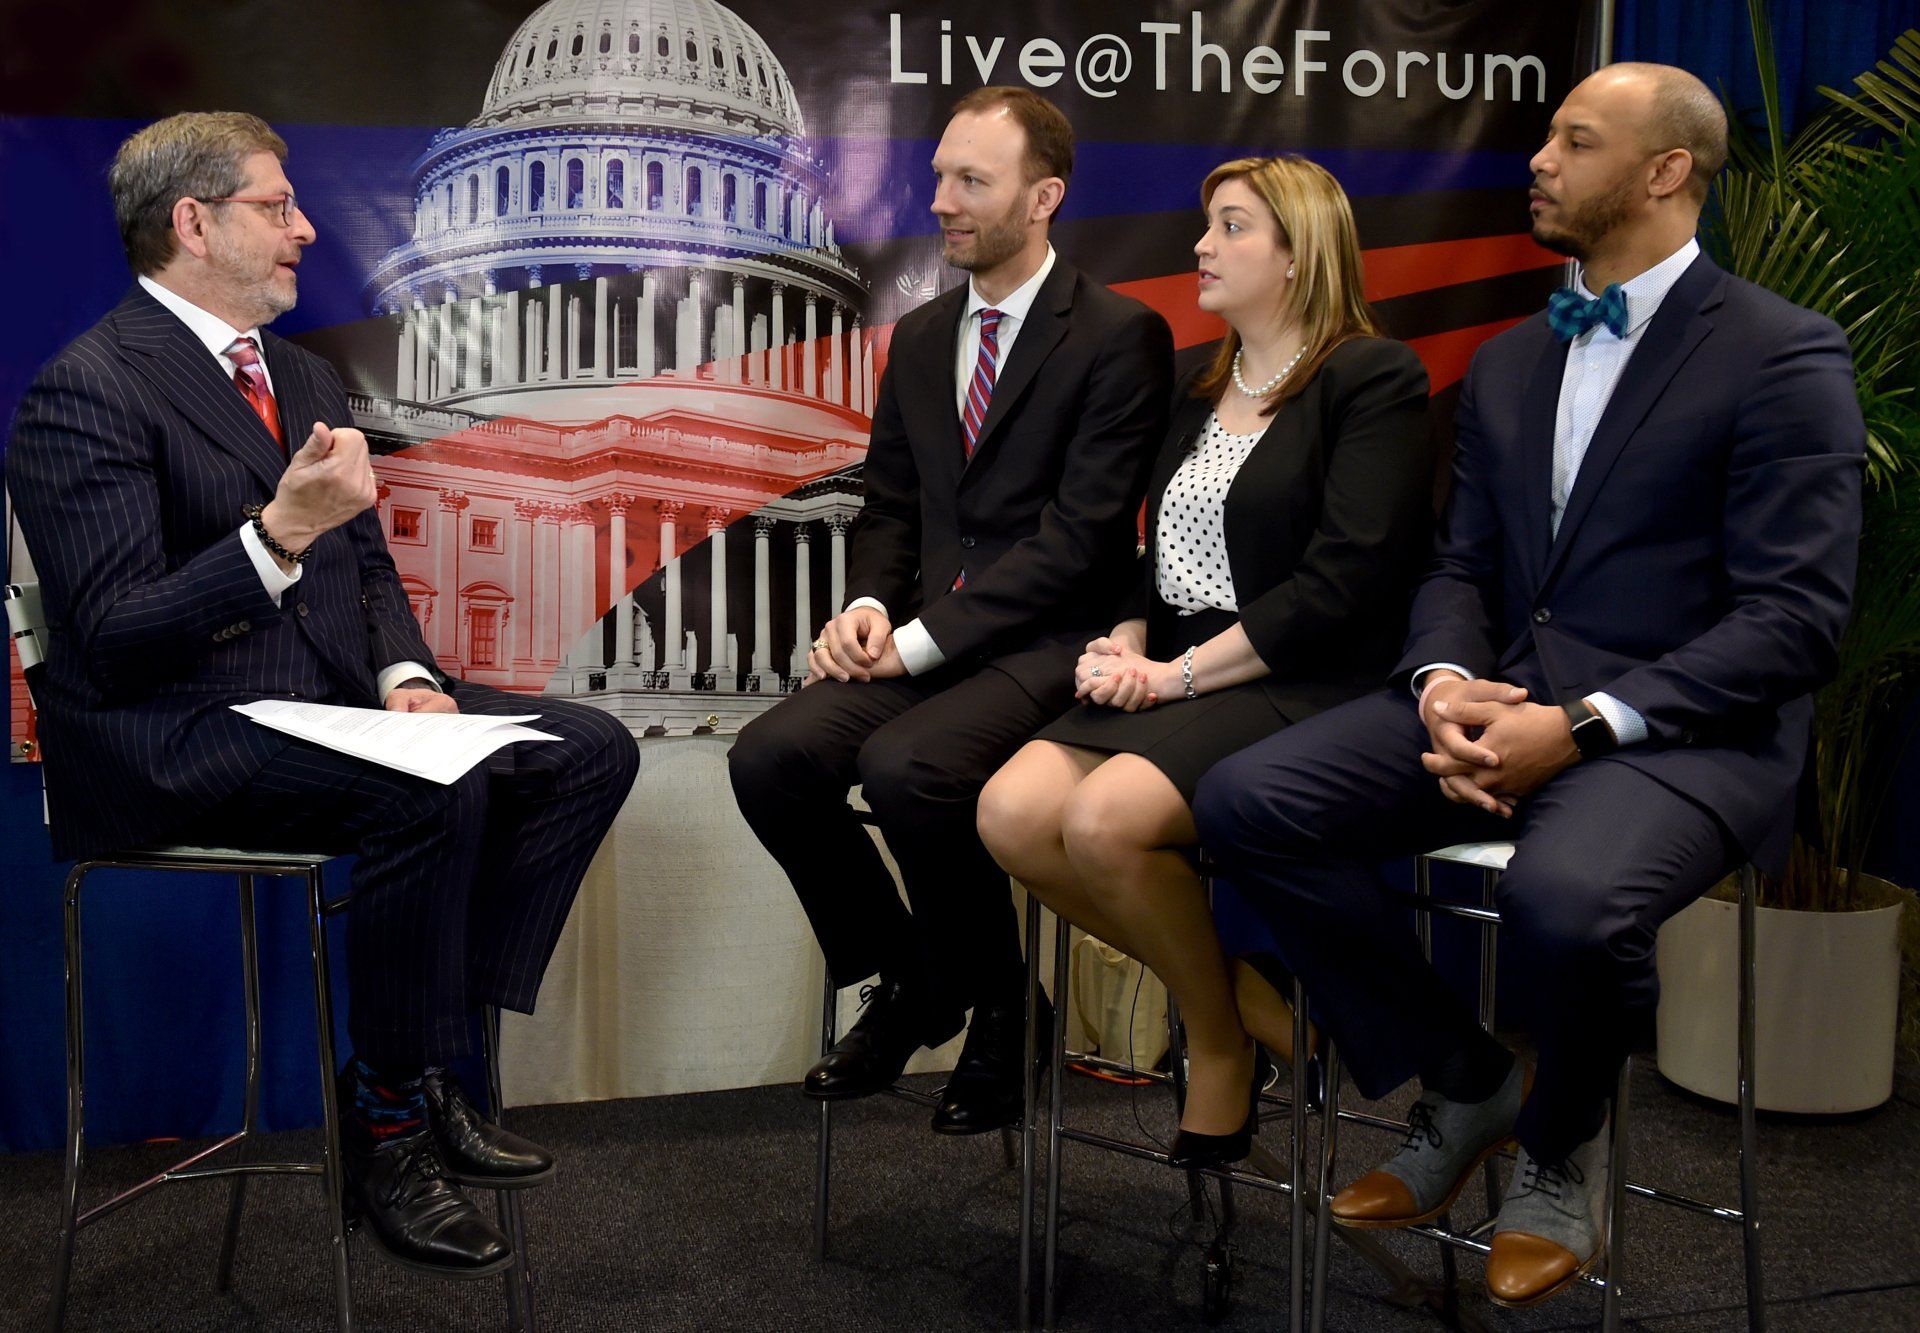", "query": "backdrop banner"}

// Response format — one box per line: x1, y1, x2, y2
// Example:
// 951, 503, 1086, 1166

0, 0, 1586, 1151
